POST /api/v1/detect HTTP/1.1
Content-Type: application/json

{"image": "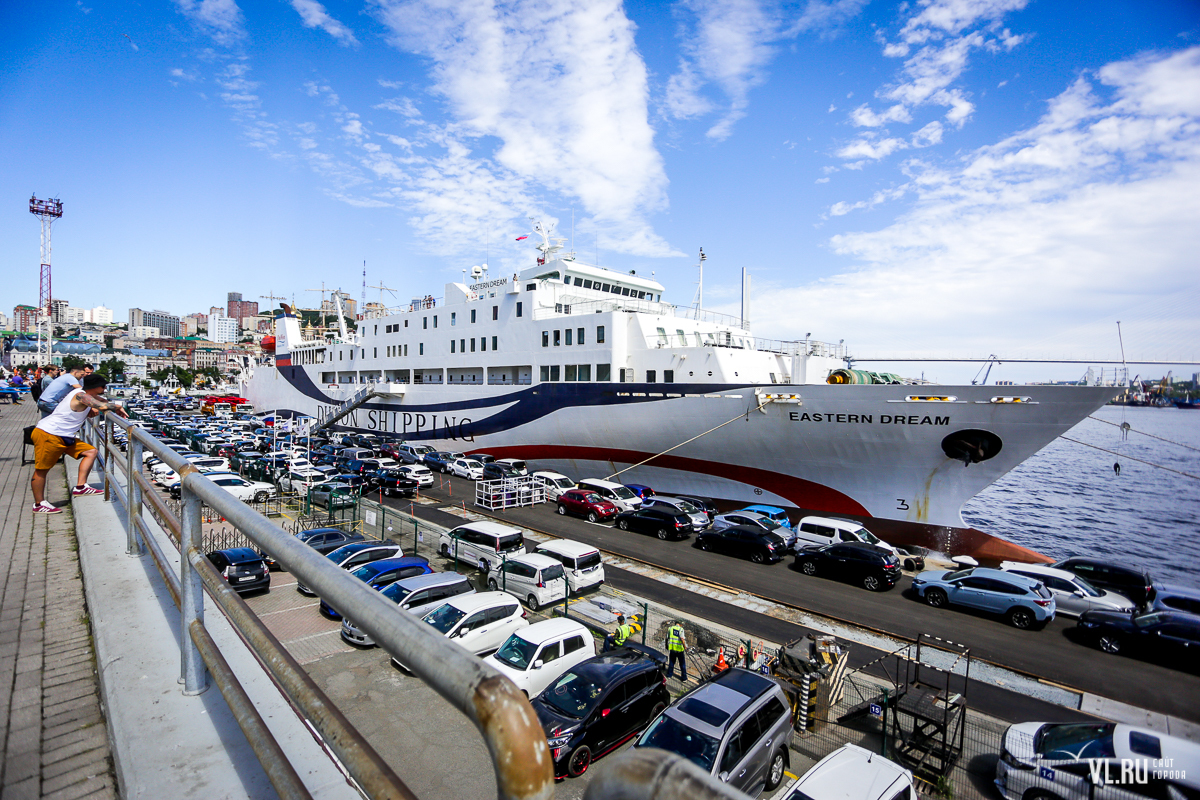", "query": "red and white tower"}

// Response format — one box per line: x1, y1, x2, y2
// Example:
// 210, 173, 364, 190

29, 195, 63, 367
